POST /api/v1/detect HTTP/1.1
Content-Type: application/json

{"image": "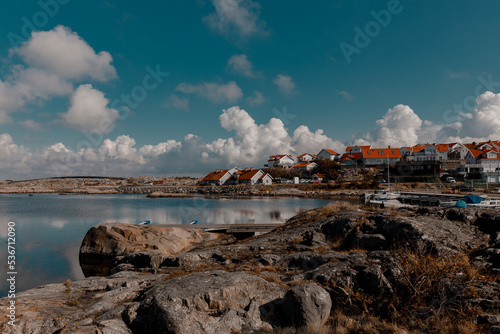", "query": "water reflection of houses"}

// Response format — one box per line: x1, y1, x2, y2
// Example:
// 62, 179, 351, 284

269, 210, 282, 221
